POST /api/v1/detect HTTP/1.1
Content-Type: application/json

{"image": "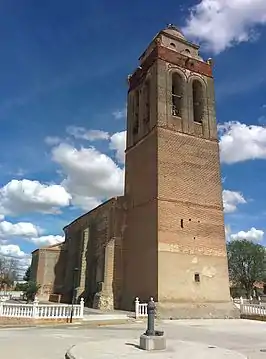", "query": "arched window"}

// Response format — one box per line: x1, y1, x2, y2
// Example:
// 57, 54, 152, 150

172, 73, 183, 117
133, 90, 139, 135
192, 80, 204, 123
143, 80, 150, 126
